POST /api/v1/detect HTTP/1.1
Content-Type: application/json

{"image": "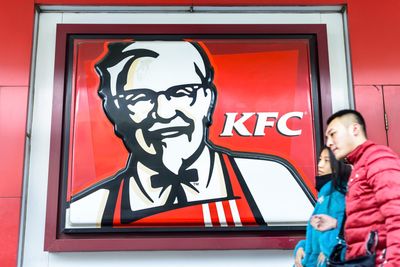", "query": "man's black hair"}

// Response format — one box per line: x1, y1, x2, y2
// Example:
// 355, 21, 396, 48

327, 109, 367, 137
